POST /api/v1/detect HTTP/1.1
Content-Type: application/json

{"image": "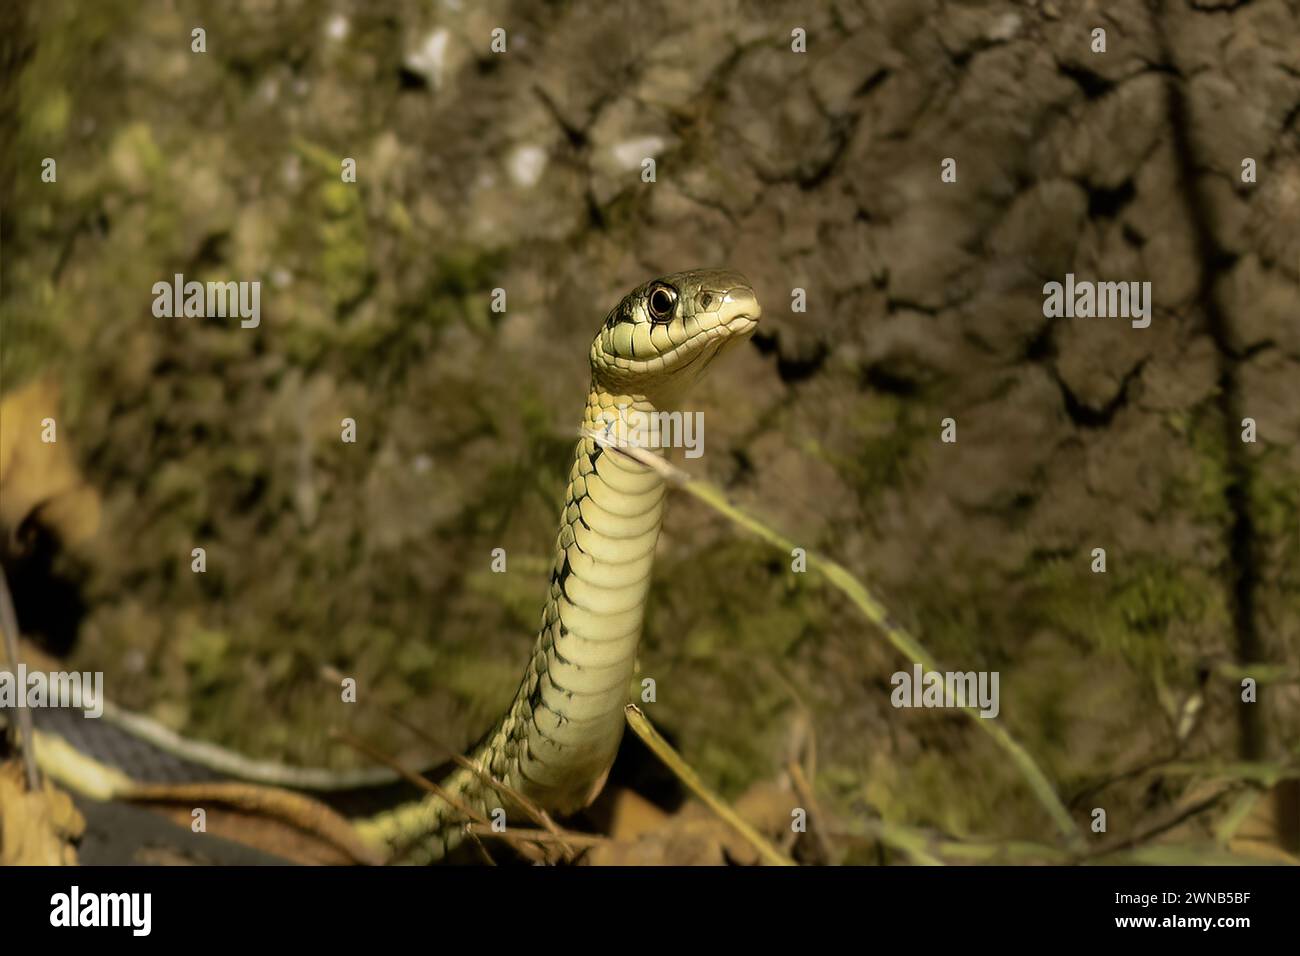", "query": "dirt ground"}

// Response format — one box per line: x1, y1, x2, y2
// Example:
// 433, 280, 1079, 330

2, 0, 1298, 862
